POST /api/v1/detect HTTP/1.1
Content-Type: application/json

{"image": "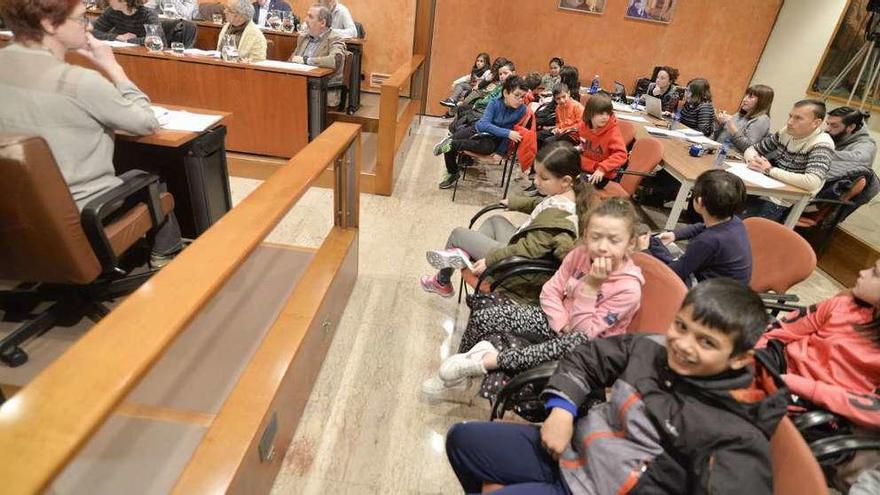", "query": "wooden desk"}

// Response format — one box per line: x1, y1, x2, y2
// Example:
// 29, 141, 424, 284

627, 114, 812, 230
191, 21, 365, 114
105, 46, 333, 158
116, 104, 234, 237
